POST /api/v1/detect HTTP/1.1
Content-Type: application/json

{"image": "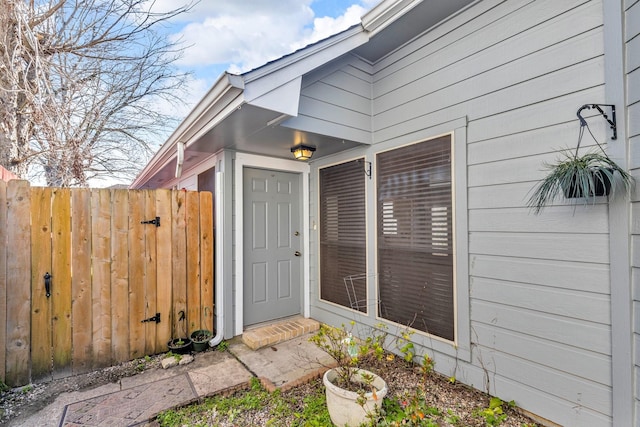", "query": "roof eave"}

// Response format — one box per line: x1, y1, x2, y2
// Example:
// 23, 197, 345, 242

131, 72, 244, 188
362, 0, 423, 35
131, 1, 419, 189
